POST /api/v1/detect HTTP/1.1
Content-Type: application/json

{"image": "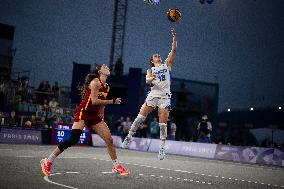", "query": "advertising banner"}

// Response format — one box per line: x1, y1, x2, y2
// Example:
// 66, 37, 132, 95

214, 145, 284, 166
0, 128, 42, 144
91, 134, 122, 147
127, 137, 151, 152
148, 139, 217, 158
